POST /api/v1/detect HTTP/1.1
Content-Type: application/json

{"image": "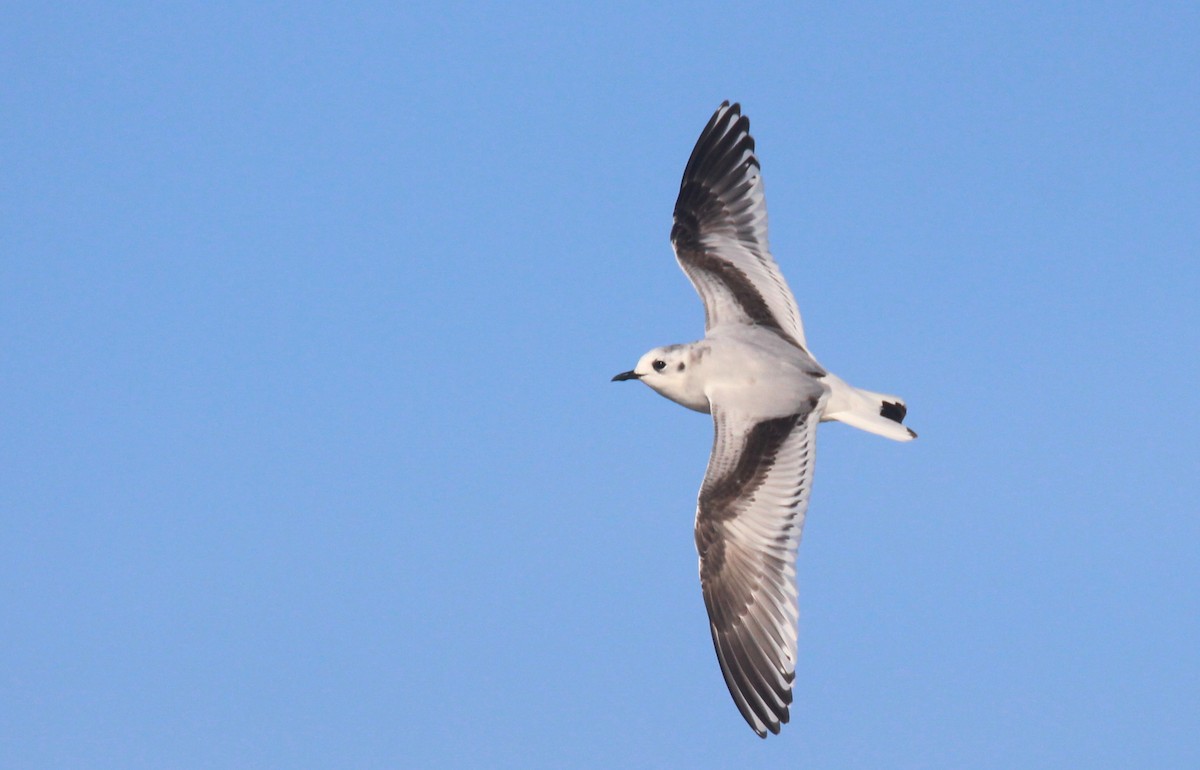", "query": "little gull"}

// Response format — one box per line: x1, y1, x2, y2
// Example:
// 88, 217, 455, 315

613, 101, 916, 738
